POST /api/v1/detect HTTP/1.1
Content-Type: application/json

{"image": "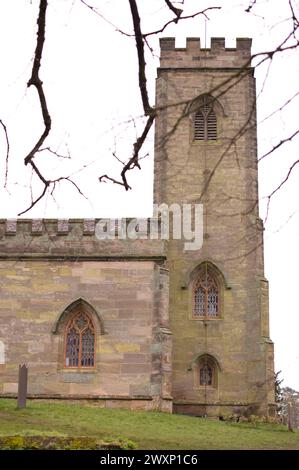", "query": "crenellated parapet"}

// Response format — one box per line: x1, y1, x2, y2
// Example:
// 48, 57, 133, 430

159, 37, 252, 69
2, 219, 97, 237
0, 219, 166, 260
